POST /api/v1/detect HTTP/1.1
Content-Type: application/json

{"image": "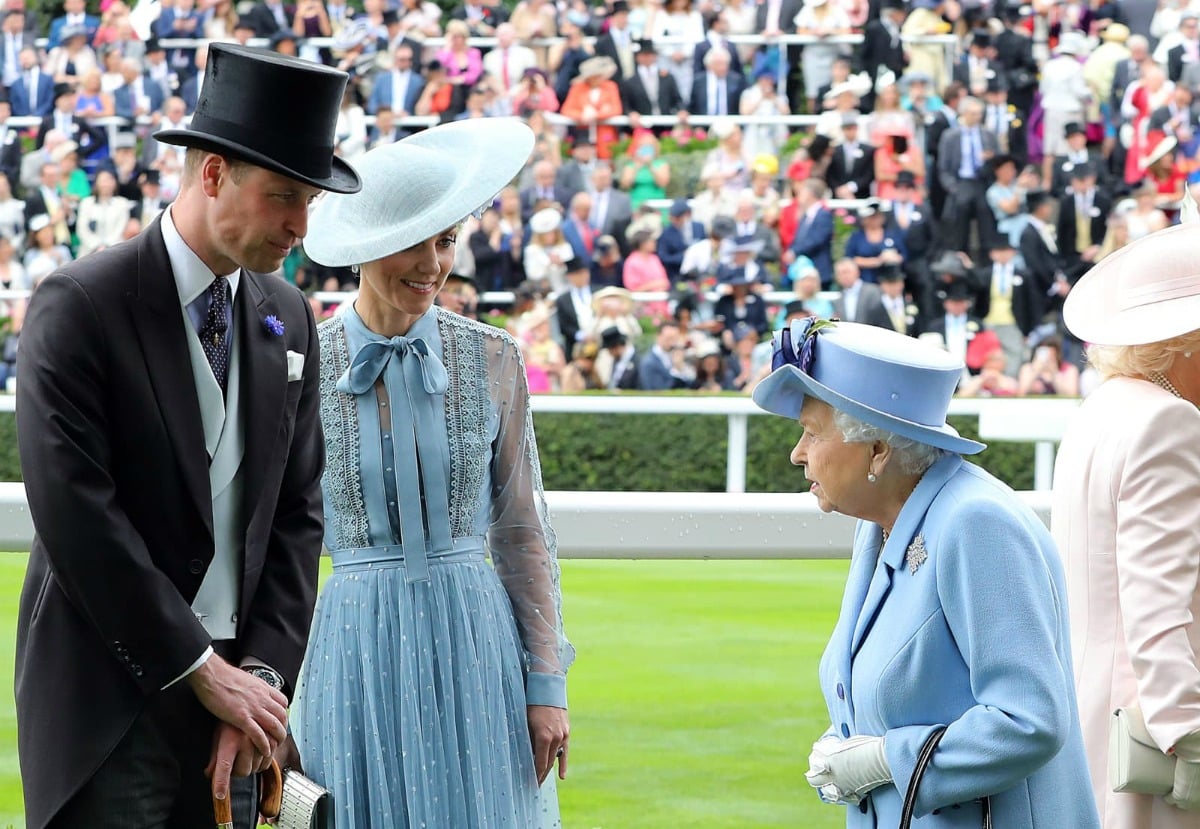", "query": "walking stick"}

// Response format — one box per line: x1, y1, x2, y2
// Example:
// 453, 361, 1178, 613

212, 759, 284, 828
